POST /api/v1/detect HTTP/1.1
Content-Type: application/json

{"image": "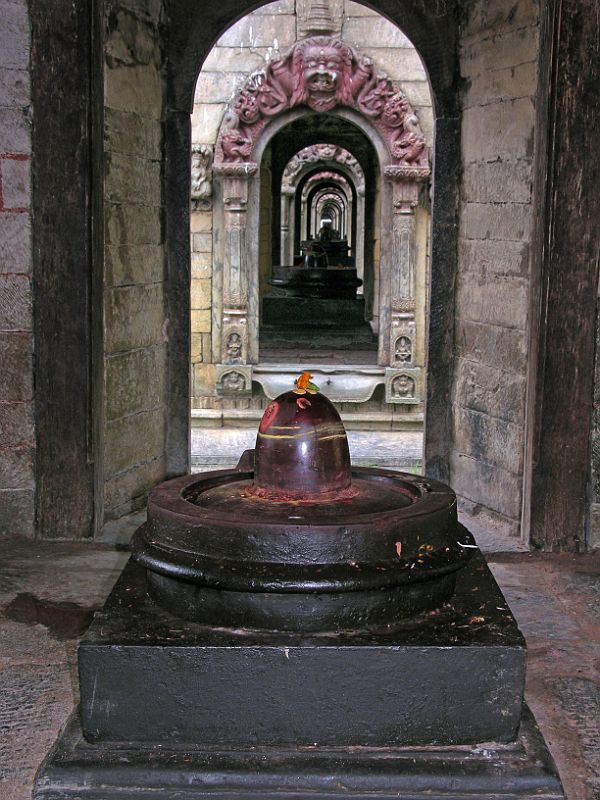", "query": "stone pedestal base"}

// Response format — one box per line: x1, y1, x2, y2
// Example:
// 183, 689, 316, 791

34, 706, 563, 799
33, 550, 564, 798
262, 296, 366, 327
